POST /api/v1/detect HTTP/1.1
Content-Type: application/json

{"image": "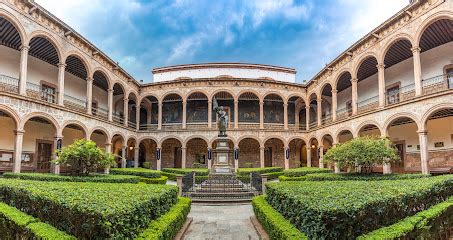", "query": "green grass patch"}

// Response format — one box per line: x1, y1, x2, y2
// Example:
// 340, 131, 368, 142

283, 167, 332, 177
279, 173, 429, 182
136, 197, 191, 240
0, 202, 75, 239
110, 167, 162, 178
266, 175, 453, 239
0, 178, 178, 239
252, 196, 307, 240
162, 168, 209, 176
2, 172, 141, 183
358, 196, 453, 239
139, 176, 168, 184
